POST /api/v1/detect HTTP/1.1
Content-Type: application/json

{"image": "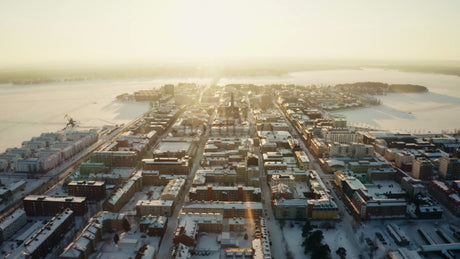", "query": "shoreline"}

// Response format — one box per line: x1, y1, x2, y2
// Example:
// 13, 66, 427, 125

1, 63, 459, 85
2, 68, 460, 150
